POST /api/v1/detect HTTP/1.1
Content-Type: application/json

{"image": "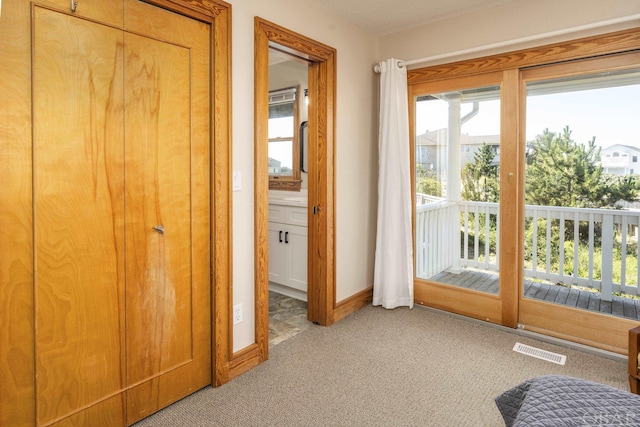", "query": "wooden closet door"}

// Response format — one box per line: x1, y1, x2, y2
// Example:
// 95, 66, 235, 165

123, 1, 212, 424
33, 7, 127, 426
33, 2, 211, 425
